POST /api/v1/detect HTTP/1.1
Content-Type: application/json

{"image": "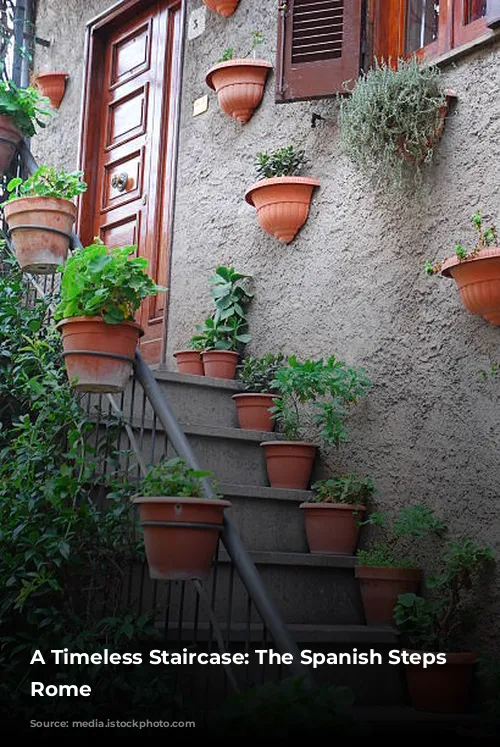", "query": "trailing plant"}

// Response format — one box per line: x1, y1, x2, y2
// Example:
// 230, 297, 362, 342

425, 211, 498, 275
218, 30, 264, 63
140, 457, 214, 498
4, 166, 87, 203
54, 241, 164, 324
339, 57, 447, 187
394, 538, 494, 651
0, 80, 52, 136
311, 475, 375, 506
357, 504, 446, 568
255, 145, 308, 180
238, 352, 285, 393
269, 355, 371, 446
